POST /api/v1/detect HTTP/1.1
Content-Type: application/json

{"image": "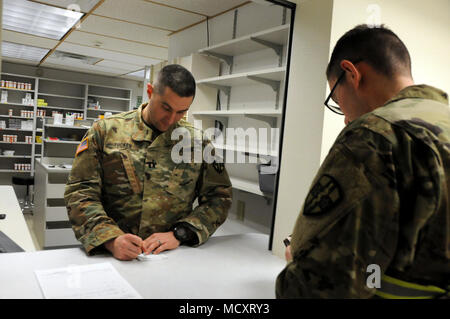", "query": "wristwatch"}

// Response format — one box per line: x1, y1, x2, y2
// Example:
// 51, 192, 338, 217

173, 225, 190, 244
